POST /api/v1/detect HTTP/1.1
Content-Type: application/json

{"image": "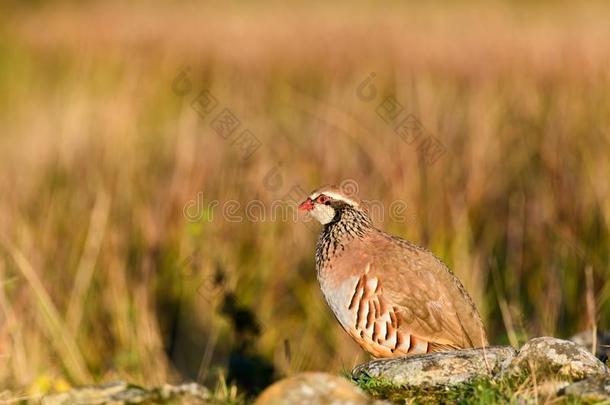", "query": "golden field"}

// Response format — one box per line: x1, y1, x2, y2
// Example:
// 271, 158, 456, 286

1, 1, 609, 400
